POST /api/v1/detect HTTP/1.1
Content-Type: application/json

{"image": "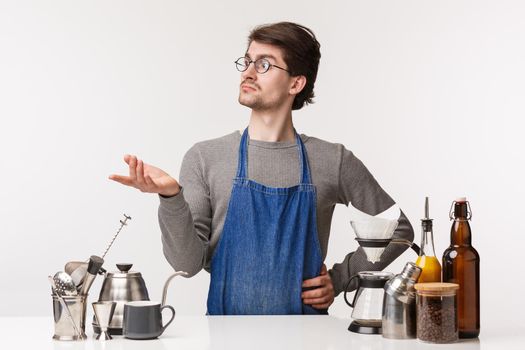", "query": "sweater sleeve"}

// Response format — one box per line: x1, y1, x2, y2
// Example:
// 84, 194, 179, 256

328, 147, 415, 296
158, 144, 212, 277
